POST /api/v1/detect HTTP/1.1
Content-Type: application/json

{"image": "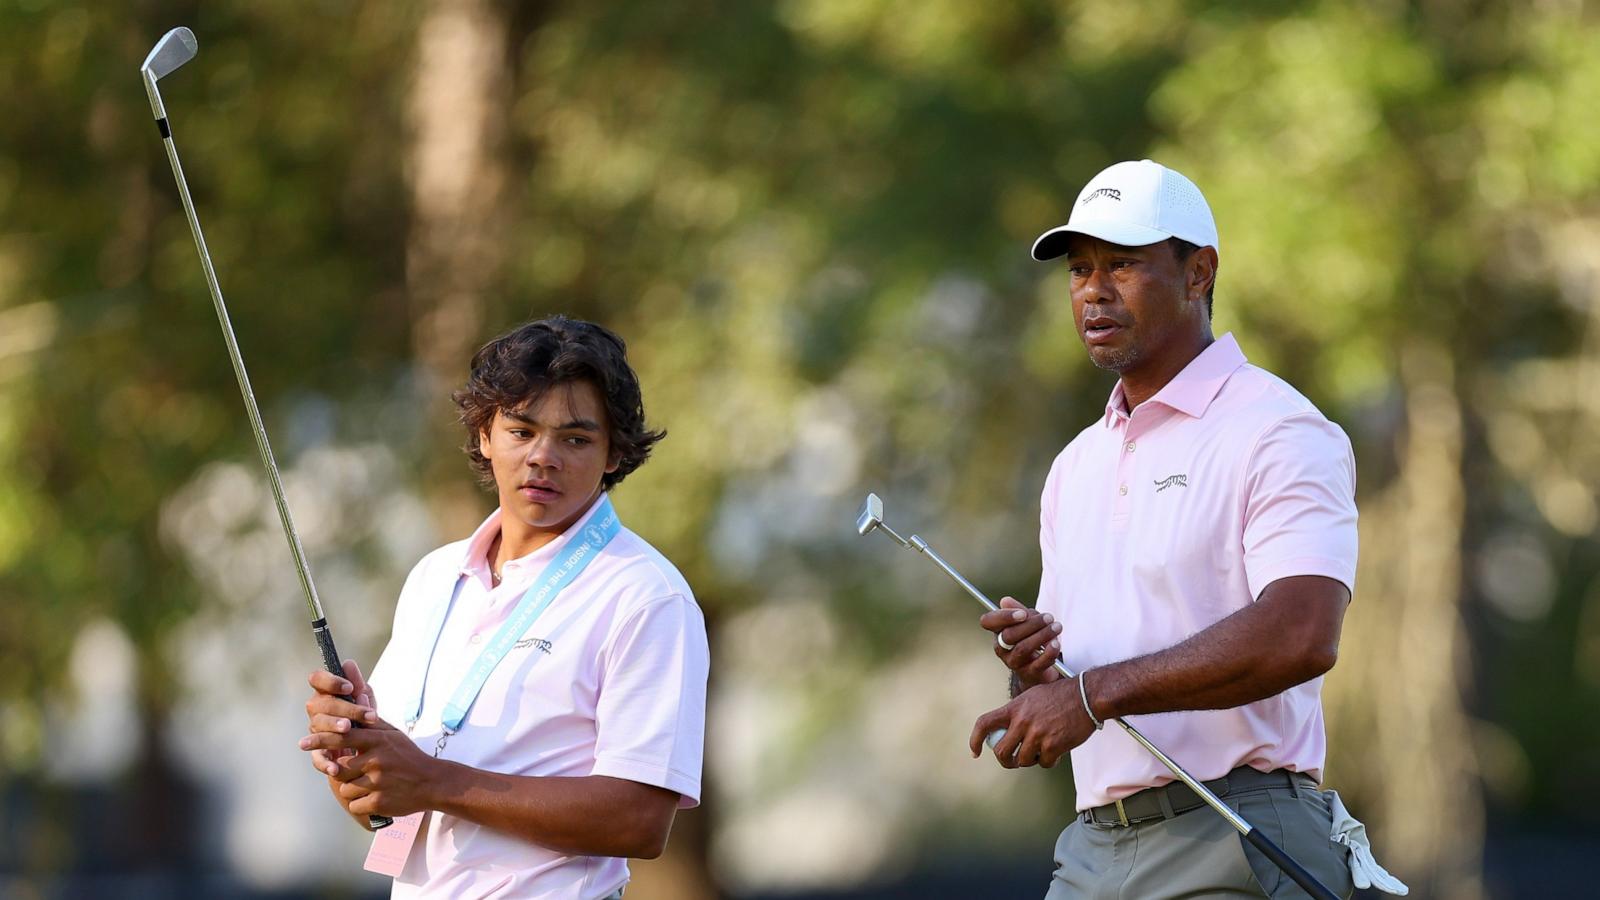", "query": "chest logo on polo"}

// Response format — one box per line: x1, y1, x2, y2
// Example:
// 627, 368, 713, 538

514, 637, 553, 654
1153, 473, 1188, 492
